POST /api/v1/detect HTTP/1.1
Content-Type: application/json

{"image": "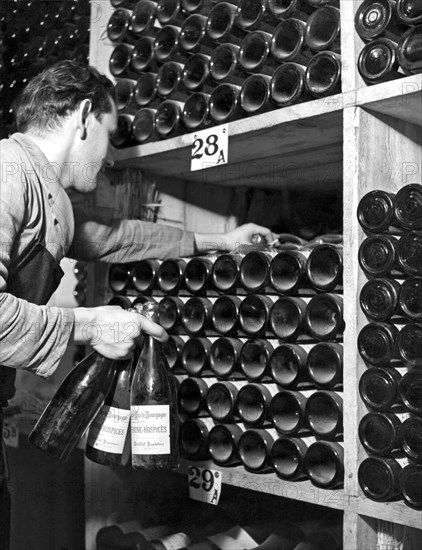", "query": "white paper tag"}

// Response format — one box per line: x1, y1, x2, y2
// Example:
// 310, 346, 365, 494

191, 124, 228, 172
158, 532, 191, 549
87, 405, 130, 454
188, 464, 222, 506
131, 404, 170, 455
208, 526, 258, 549
3, 422, 19, 448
